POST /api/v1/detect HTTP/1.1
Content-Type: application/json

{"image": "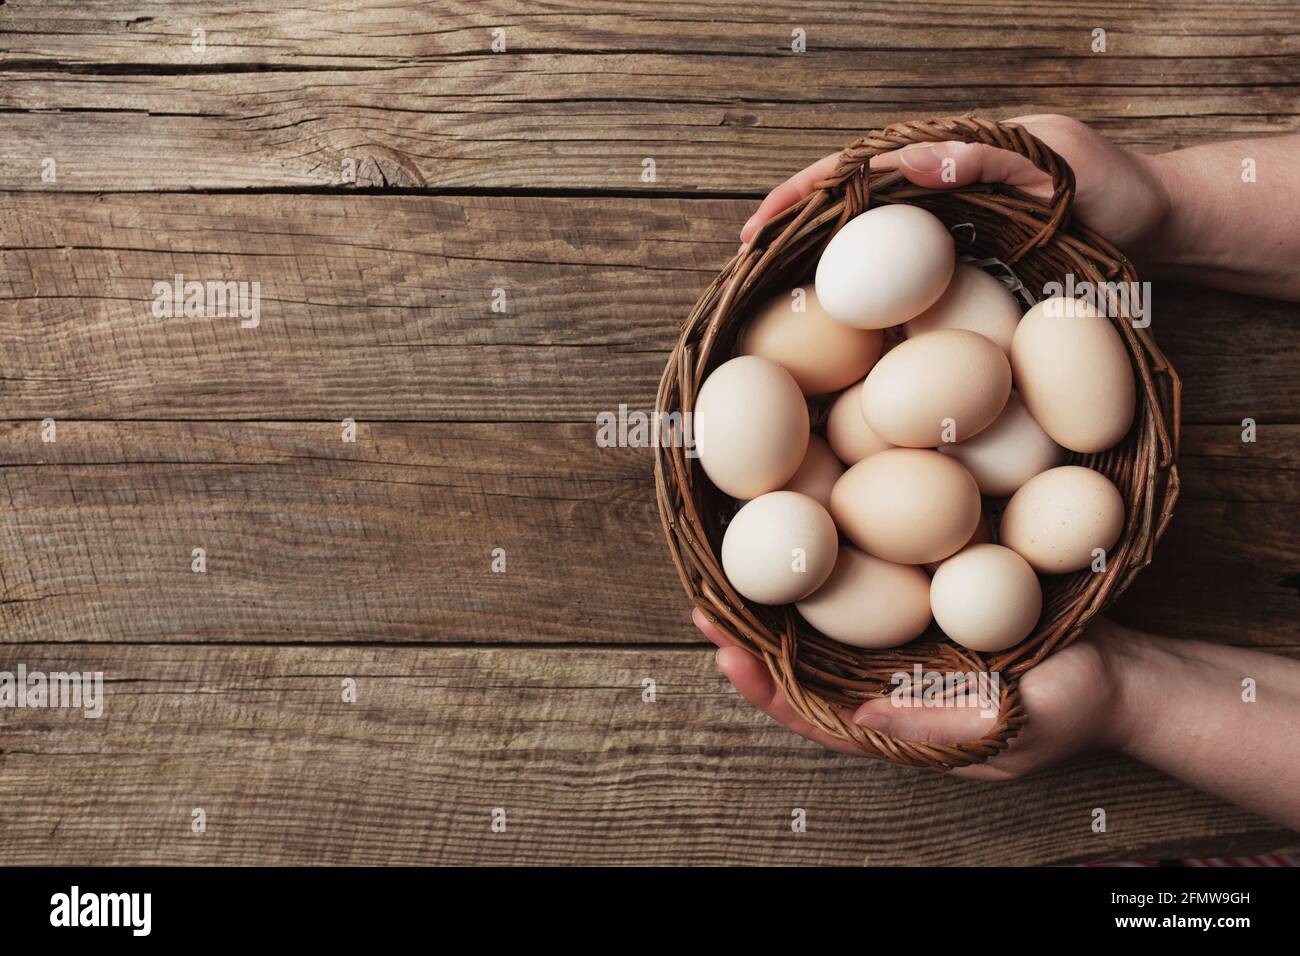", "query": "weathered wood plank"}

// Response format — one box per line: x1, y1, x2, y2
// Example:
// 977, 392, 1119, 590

0, 420, 1294, 647
0, 0, 1296, 191
4, 0, 1297, 66
0, 421, 675, 644
2, 80, 1293, 194
0, 643, 1291, 865
1, 193, 1295, 422
6, 79, 1293, 192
